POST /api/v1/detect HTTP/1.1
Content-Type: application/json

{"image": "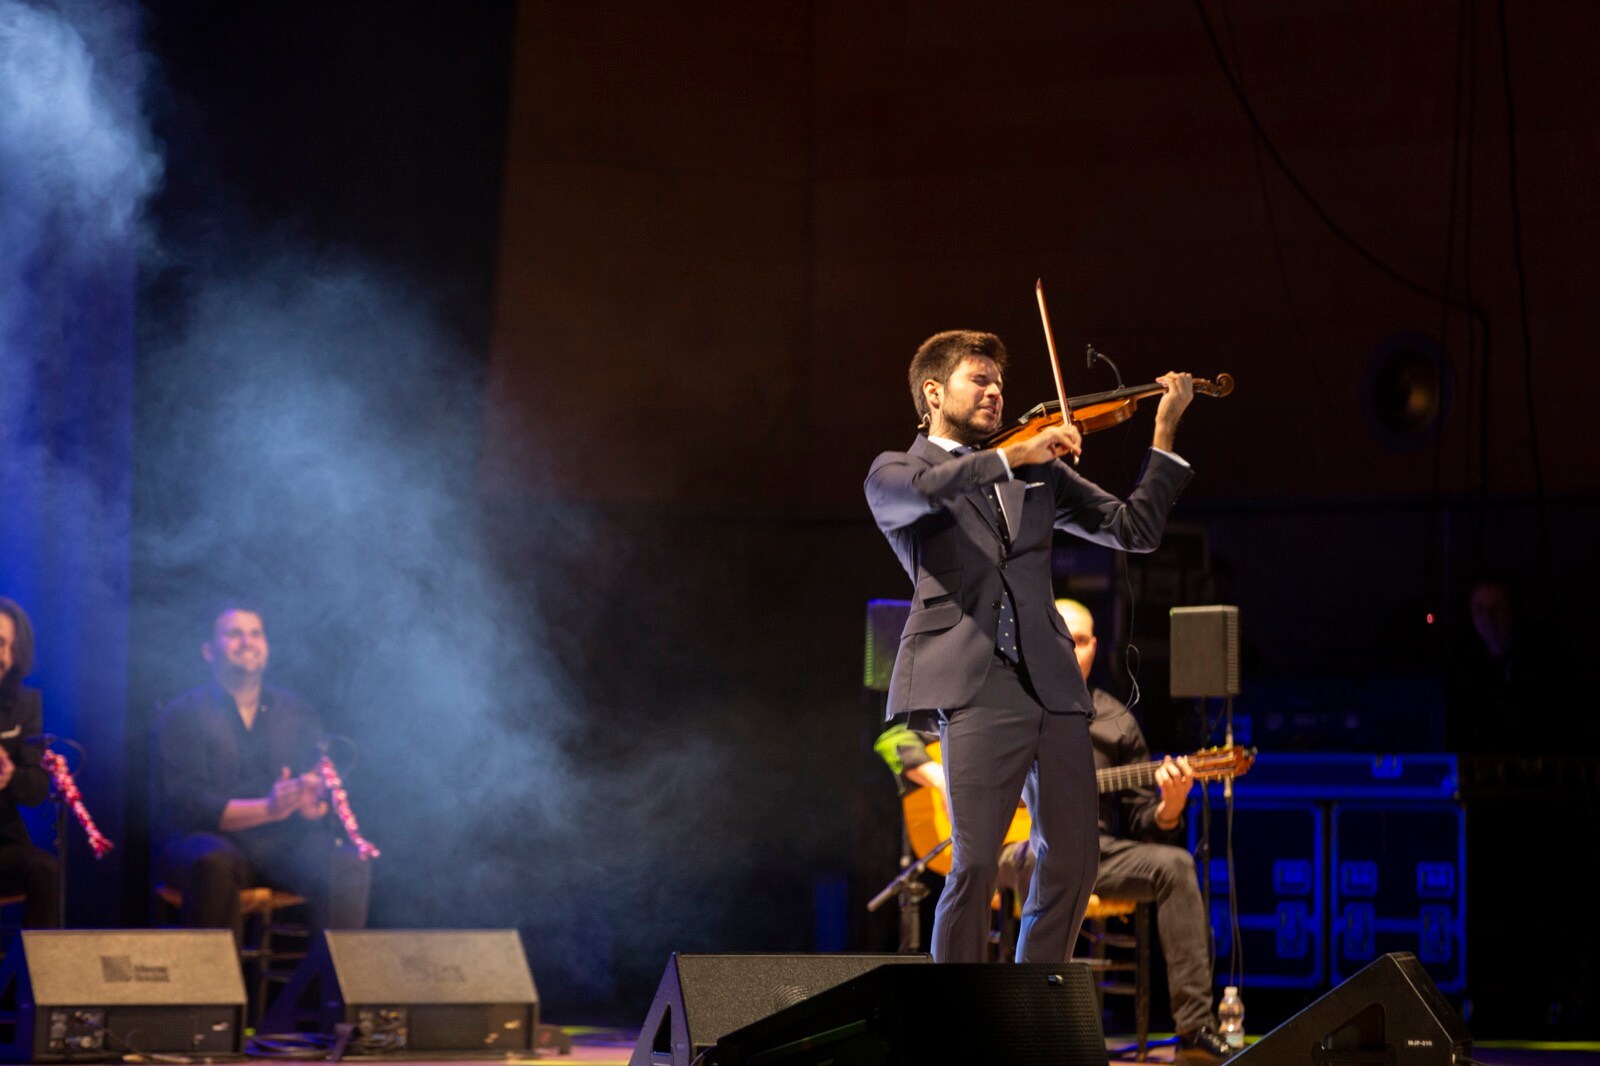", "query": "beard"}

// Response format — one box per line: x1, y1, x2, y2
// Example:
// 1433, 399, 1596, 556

939, 404, 1001, 445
